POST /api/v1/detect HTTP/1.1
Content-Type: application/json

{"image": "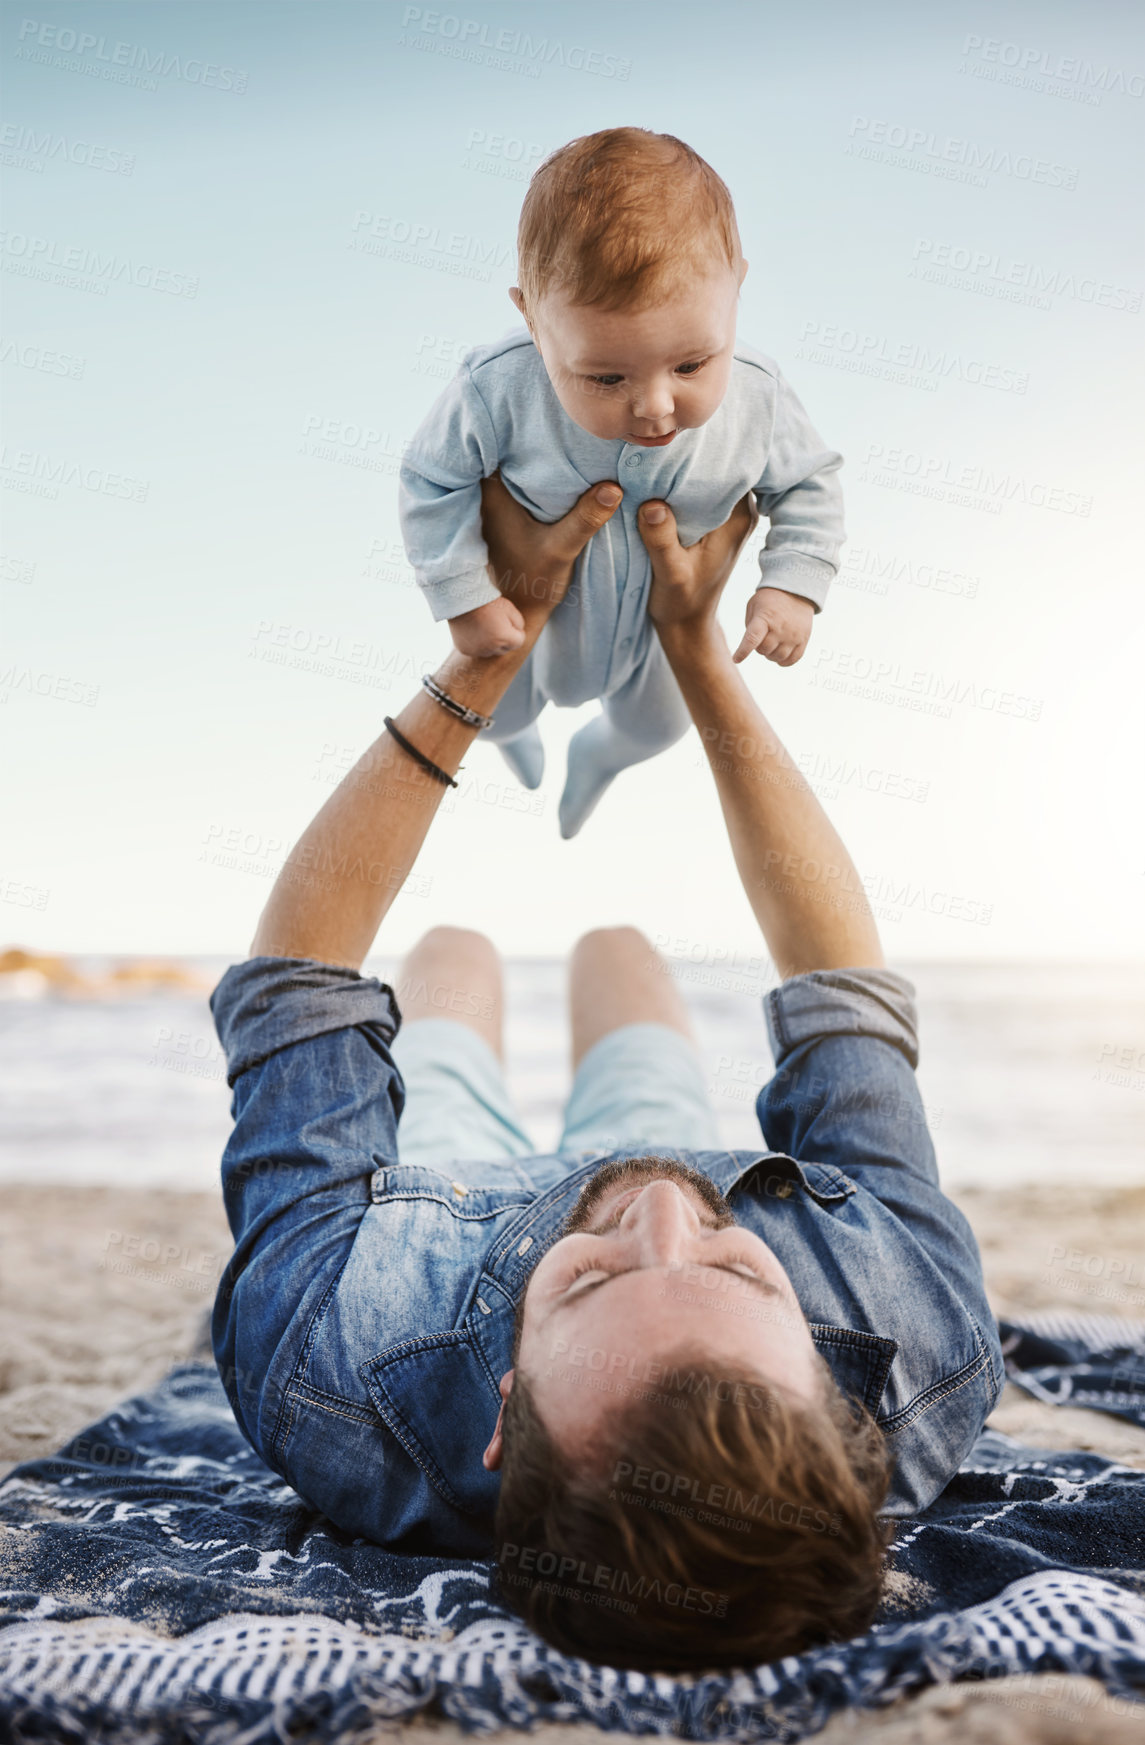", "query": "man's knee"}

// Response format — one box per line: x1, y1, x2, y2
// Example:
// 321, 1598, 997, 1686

572, 925, 653, 962
413, 925, 498, 964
